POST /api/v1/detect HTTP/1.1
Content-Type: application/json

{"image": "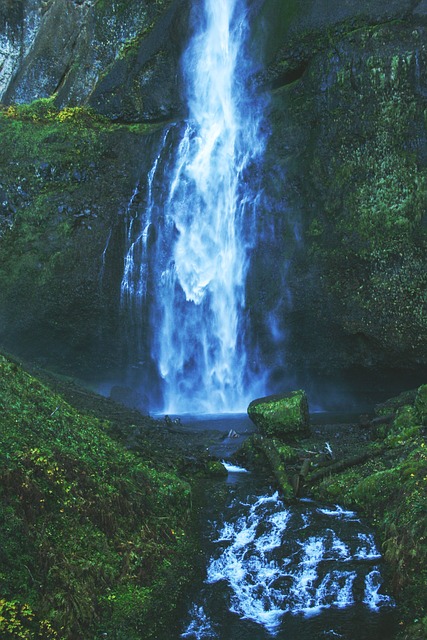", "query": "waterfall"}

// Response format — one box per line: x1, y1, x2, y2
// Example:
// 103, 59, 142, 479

121, 0, 266, 413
